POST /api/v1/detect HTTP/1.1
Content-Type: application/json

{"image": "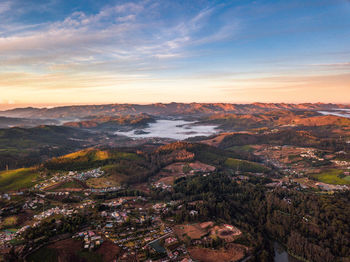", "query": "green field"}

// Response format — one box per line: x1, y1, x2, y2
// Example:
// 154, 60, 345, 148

312, 169, 350, 185
224, 158, 269, 173
227, 145, 255, 153
0, 168, 38, 192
